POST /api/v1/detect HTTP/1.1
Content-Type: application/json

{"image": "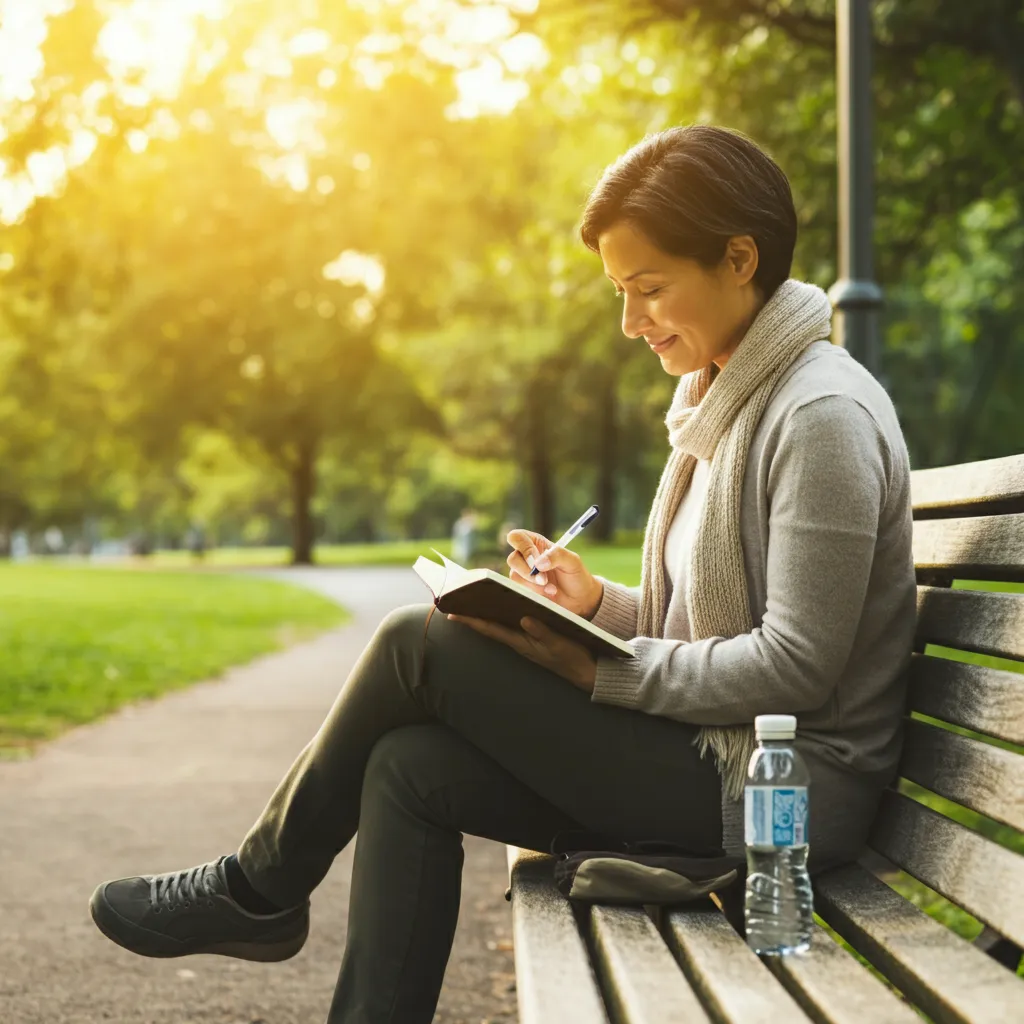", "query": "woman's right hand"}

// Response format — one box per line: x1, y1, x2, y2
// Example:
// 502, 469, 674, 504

505, 529, 604, 621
